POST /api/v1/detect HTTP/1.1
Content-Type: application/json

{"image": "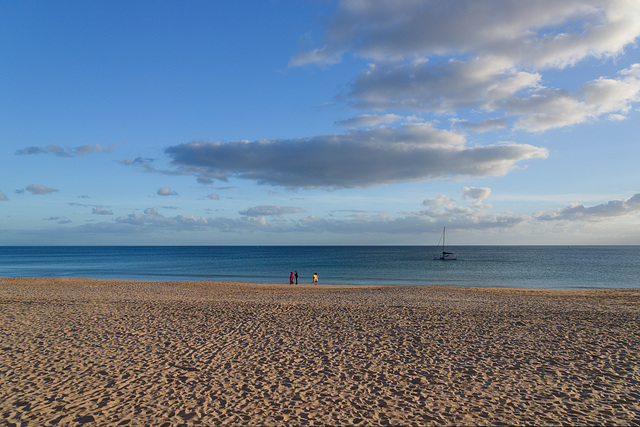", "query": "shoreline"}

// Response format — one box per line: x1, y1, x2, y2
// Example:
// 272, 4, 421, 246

3, 275, 640, 292
1, 277, 639, 425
